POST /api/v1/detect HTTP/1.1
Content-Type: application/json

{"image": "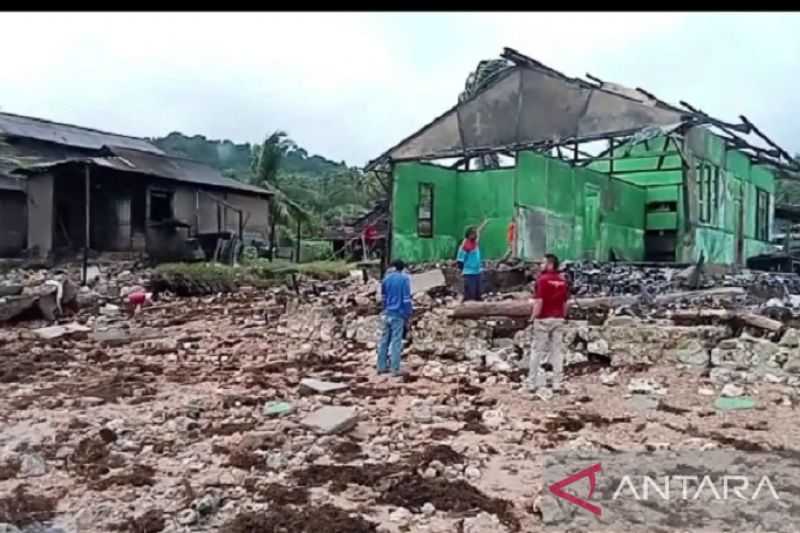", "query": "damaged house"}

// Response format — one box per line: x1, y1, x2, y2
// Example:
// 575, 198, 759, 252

367, 48, 800, 266
0, 112, 272, 261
